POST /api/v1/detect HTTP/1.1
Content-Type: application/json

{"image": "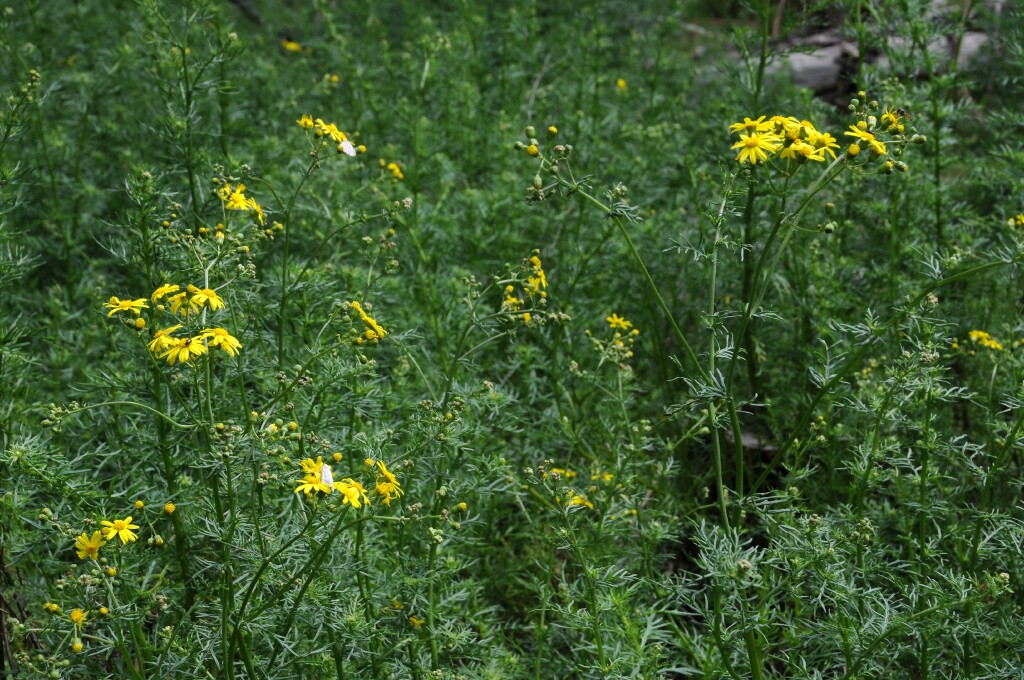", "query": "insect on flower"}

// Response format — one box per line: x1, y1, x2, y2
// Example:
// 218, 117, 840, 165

894, 107, 914, 121
321, 463, 334, 486
339, 140, 356, 157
